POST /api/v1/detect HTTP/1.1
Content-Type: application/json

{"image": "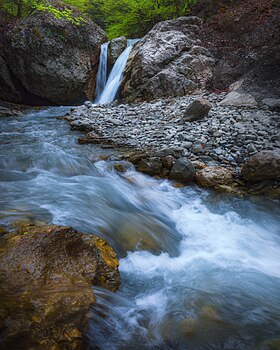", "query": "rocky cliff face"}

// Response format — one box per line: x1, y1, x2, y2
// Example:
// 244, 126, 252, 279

121, 16, 215, 103
196, 0, 280, 100
0, 8, 106, 105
